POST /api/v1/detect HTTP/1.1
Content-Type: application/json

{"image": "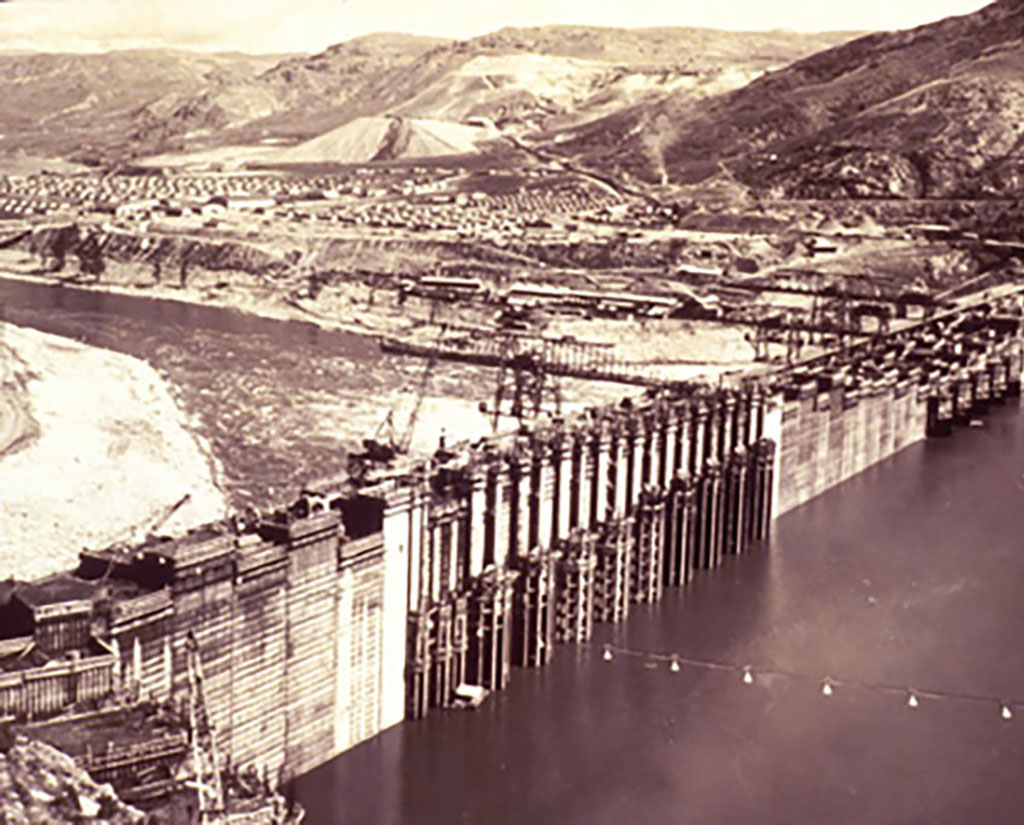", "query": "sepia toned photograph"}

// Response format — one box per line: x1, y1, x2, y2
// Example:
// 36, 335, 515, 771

0, 0, 1021, 821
